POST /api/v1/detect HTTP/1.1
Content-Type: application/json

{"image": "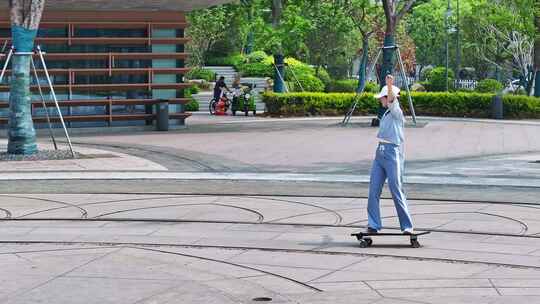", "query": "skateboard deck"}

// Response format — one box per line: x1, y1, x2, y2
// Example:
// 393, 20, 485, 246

351, 231, 431, 248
